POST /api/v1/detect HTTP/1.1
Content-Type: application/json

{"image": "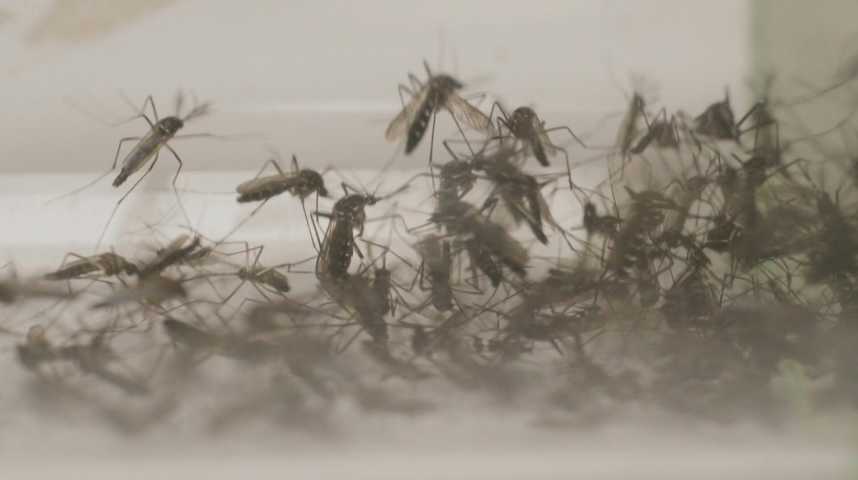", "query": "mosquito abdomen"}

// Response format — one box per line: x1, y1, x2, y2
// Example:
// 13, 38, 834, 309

406, 96, 437, 154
